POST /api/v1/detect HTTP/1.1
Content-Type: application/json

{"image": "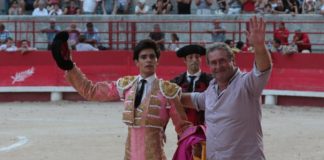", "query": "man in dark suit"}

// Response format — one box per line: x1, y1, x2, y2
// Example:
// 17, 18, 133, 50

171, 44, 212, 125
